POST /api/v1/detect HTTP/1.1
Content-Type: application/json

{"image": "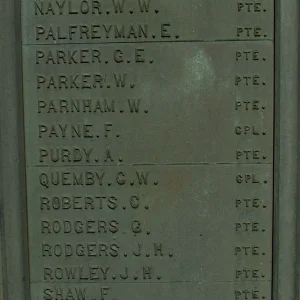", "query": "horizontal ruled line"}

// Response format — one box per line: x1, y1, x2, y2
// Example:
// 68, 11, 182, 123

22, 39, 274, 46
132, 162, 273, 166
30, 279, 272, 284
28, 162, 273, 168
